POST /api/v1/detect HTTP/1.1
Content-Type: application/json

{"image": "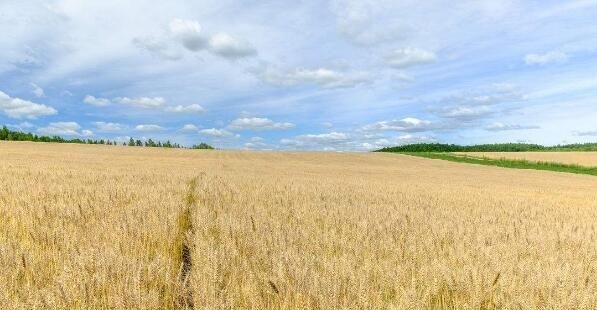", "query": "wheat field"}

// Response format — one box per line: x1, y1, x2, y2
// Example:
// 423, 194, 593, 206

458, 152, 597, 167
2, 141, 597, 309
